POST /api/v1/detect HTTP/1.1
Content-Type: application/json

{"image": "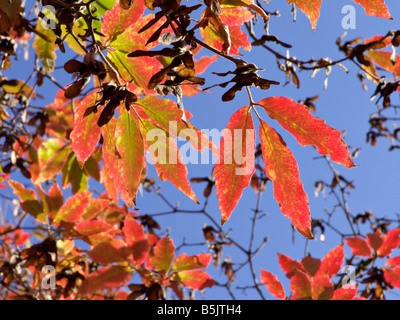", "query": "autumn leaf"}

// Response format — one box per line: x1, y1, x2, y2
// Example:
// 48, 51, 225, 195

345, 237, 372, 258
214, 106, 255, 225
177, 270, 216, 290
353, 0, 392, 19
301, 255, 321, 276
54, 191, 92, 224
290, 270, 312, 300
383, 267, 400, 290
287, 0, 322, 31
32, 22, 57, 71
173, 253, 212, 271
36, 144, 72, 184
258, 97, 355, 169
89, 239, 130, 263
318, 244, 344, 278
377, 228, 400, 257
311, 272, 333, 300
278, 253, 305, 279
8, 180, 44, 221
148, 236, 175, 273
260, 269, 286, 300
138, 118, 198, 203
368, 50, 400, 76
74, 220, 113, 237
70, 90, 102, 167
78, 266, 132, 295
330, 287, 358, 300
259, 118, 312, 239
101, 0, 146, 43
122, 215, 150, 265
115, 111, 146, 206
